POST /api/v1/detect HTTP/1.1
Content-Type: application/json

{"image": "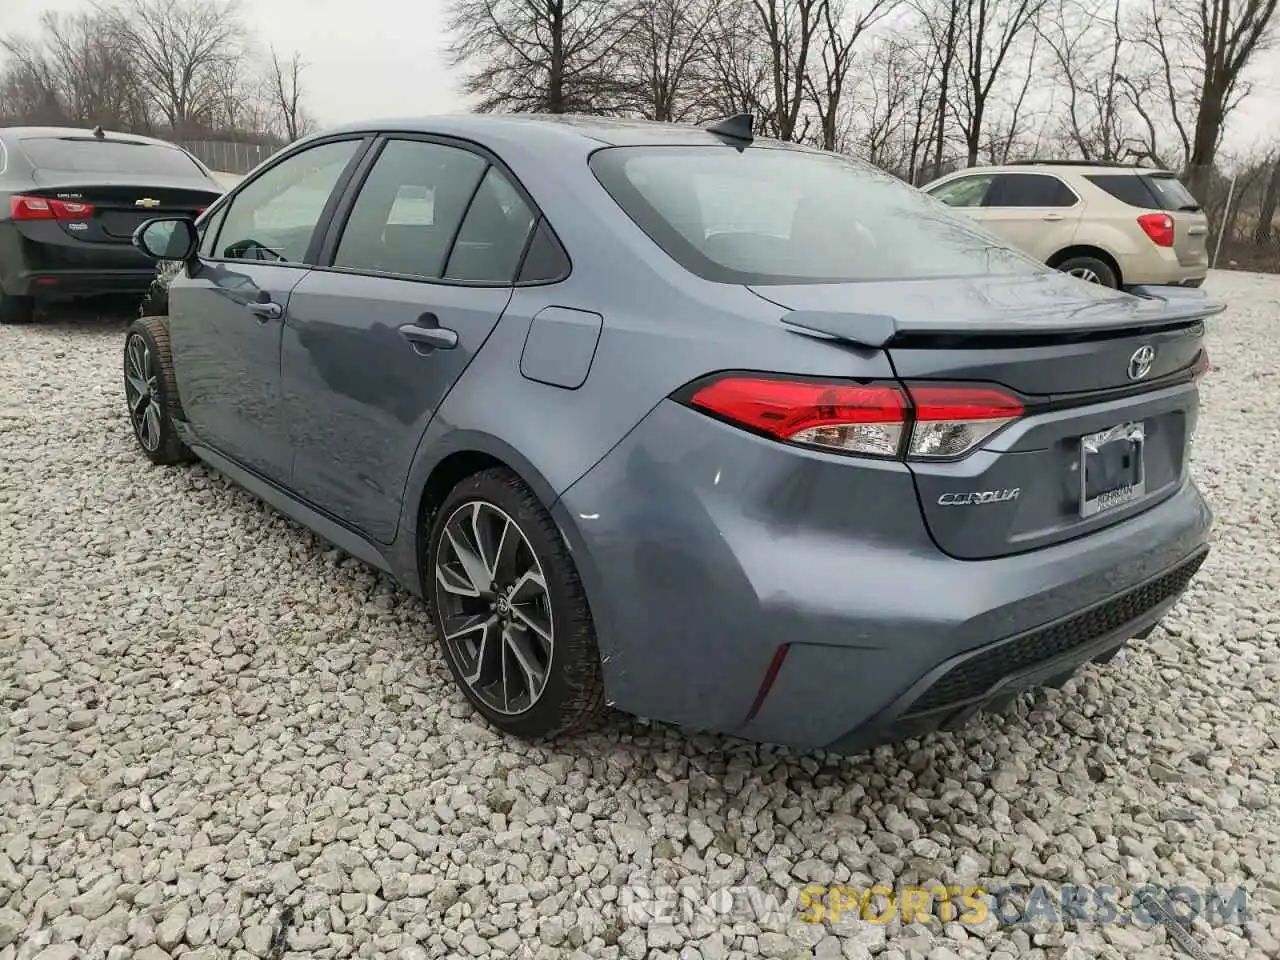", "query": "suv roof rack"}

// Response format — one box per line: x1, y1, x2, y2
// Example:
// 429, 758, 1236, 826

1006, 159, 1155, 170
